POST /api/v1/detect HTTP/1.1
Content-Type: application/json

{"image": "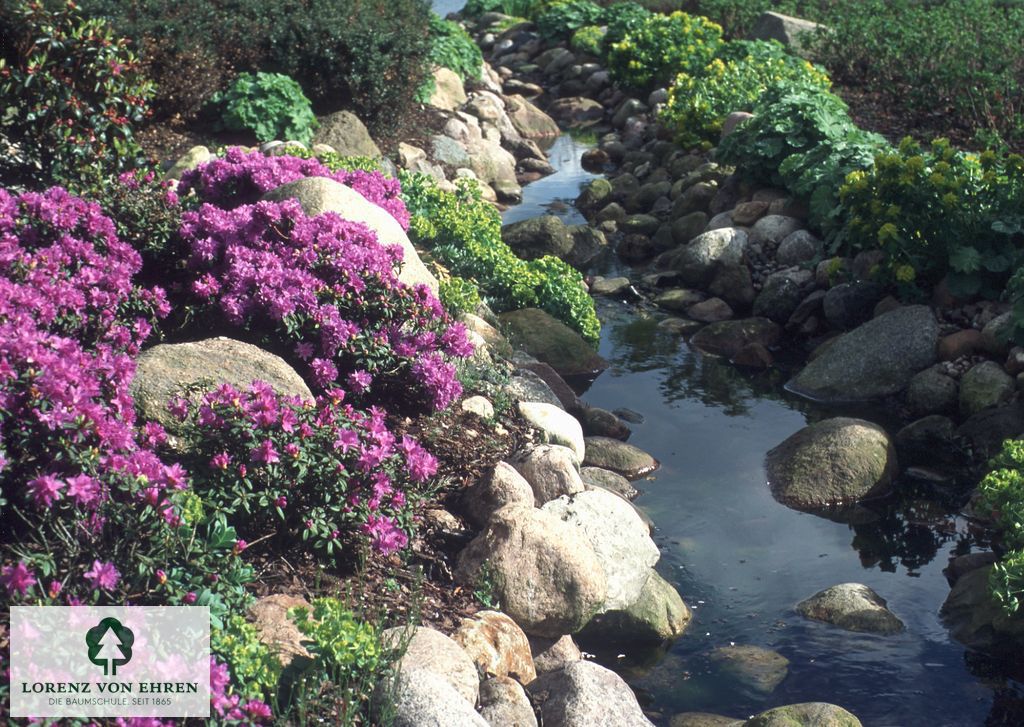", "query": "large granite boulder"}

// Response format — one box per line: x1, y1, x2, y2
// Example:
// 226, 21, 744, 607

518, 402, 585, 459
528, 660, 655, 727
506, 94, 561, 139
456, 505, 608, 637
748, 12, 827, 59
708, 645, 789, 697
787, 306, 938, 402
132, 338, 312, 439
582, 437, 659, 480
502, 215, 574, 260
582, 570, 691, 643
453, 610, 537, 684
380, 625, 479, 705
263, 176, 438, 291
427, 67, 467, 112
380, 669, 489, 727
479, 676, 538, 727
511, 444, 585, 507
743, 703, 862, 727
312, 111, 382, 158
765, 418, 897, 510
542, 490, 660, 611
